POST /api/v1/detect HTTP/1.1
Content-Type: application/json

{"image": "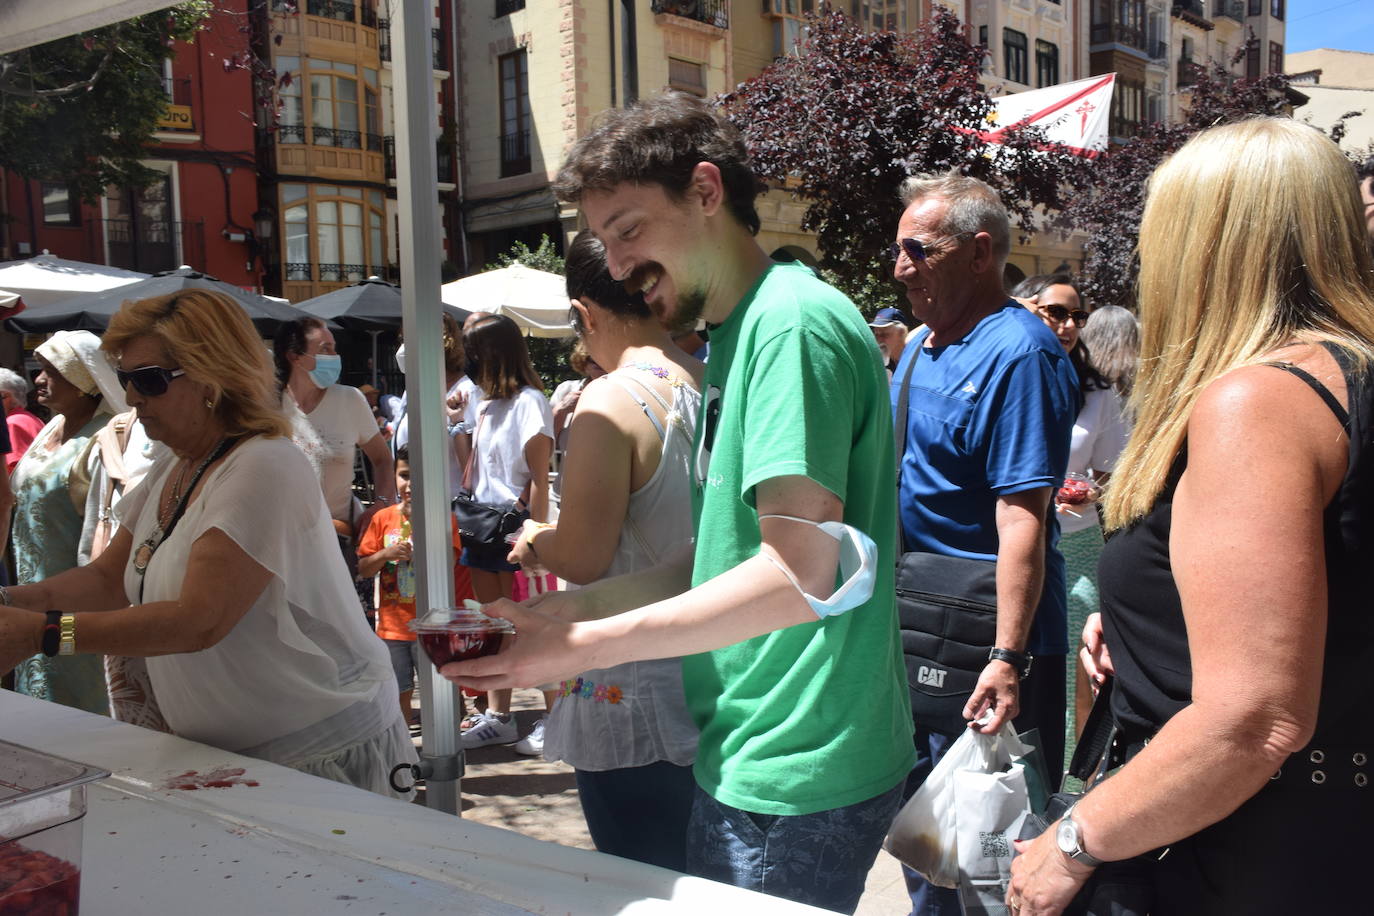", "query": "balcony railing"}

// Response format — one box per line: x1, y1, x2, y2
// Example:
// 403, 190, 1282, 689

500, 130, 531, 177
650, 0, 729, 29
437, 142, 456, 184
286, 262, 313, 281
1089, 23, 1145, 50
376, 19, 446, 69
1177, 58, 1202, 86
306, 0, 355, 21
100, 218, 205, 275
313, 126, 363, 148
1212, 0, 1244, 21
495, 0, 525, 15
1172, 0, 1211, 28
319, 262, 368, 282
1149, 39, 1168, 60
382, 136, 454, 182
